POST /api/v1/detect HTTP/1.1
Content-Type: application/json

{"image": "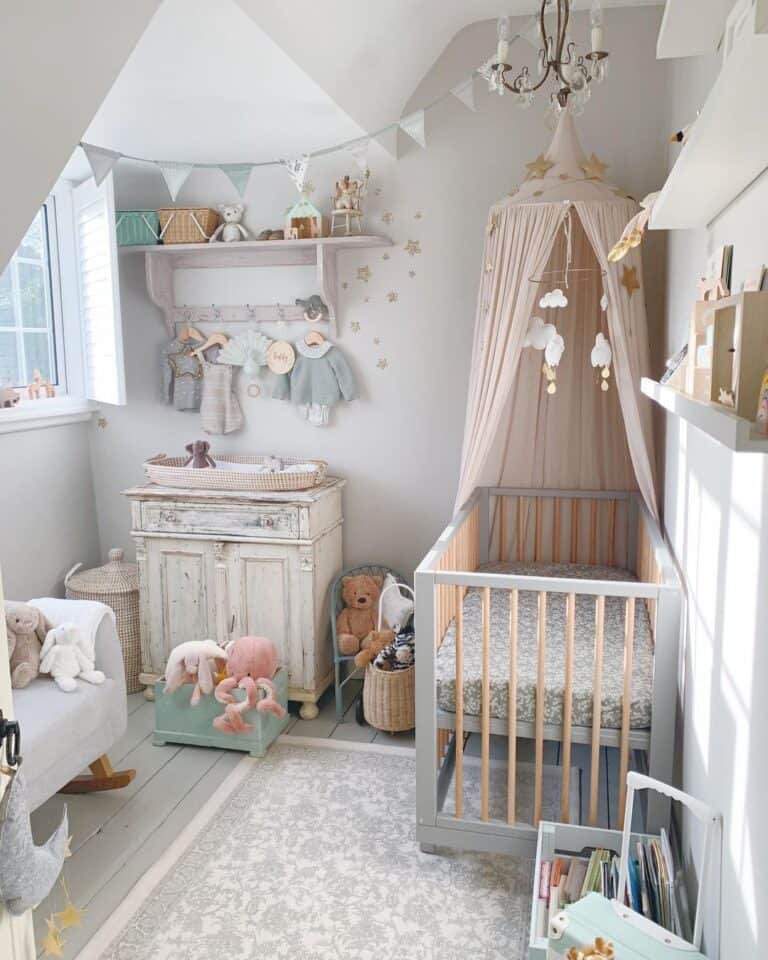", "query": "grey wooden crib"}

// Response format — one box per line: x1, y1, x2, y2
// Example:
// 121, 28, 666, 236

414, 487, 682, 858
